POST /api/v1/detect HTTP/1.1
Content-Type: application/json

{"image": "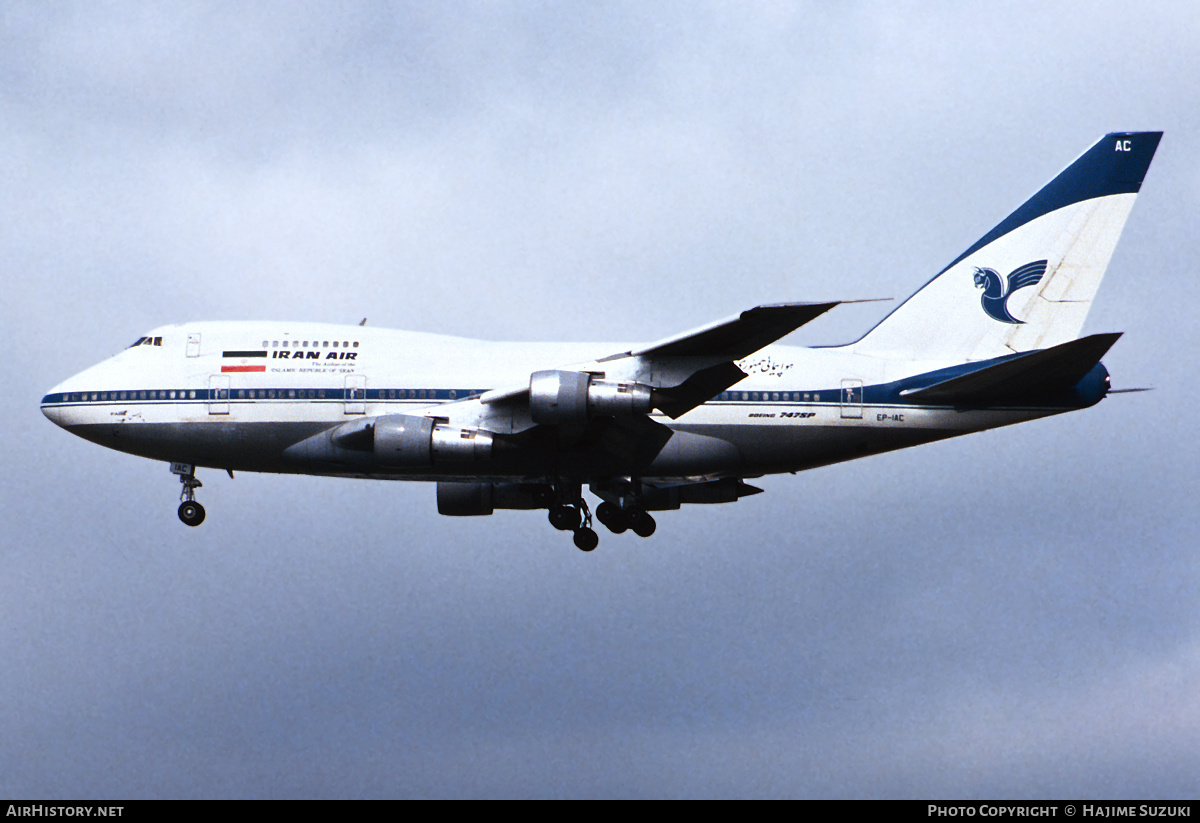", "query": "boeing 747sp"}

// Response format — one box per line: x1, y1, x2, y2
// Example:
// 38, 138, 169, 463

42, 132, 1161, 551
